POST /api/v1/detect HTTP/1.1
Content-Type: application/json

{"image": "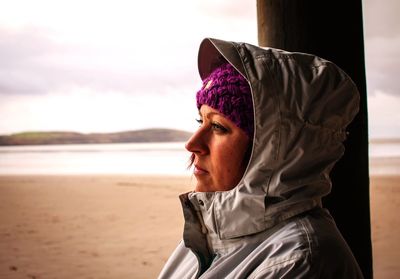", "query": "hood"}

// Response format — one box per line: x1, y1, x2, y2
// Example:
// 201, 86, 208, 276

188, 38, 360, 240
